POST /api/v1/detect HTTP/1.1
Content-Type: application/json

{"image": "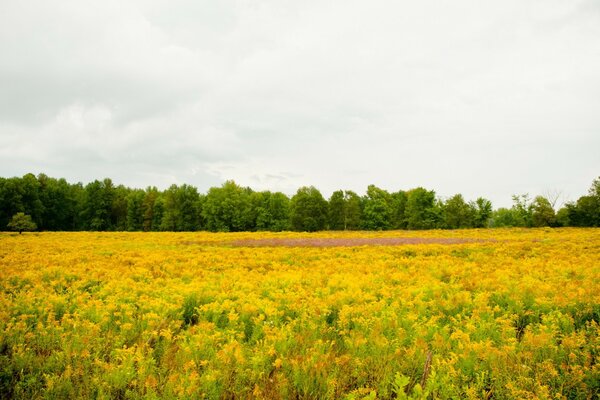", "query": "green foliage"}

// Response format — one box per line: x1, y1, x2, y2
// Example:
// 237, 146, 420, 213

328, 190, 362, 231
161, 184, 202, 231
141, 187, 160, 231
362, 185, 393, 230
1, 173, 599, 231
202, 181, 251, 232
405, 188, 439, 230
491, 194, 533, 228
328, 190, 346, 230
290, 186, 328, 231
126, 189, 145, 231
531, 196, 556, 227
81, 179, 114, 231
390, 191, 408, 229
472, 197, 493, 228
250, 191, 291, 231
7, 212, 37, 233
443, 194, 474, 229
